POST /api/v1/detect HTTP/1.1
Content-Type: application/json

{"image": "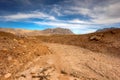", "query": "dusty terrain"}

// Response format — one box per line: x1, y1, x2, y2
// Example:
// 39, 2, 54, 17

0, 28, 120, 80
36, 29, 120, 57
0, 31, 51, 80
